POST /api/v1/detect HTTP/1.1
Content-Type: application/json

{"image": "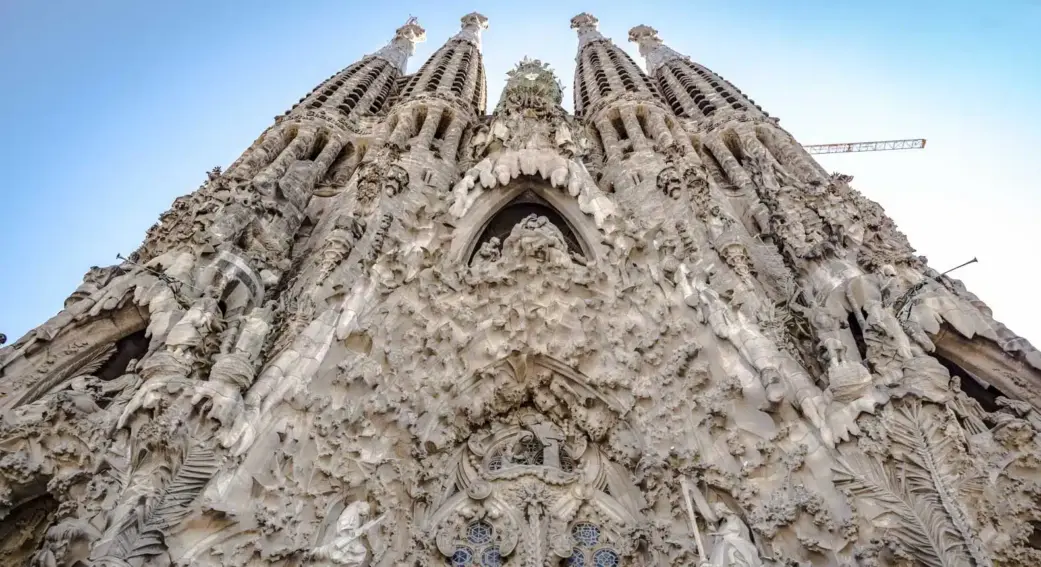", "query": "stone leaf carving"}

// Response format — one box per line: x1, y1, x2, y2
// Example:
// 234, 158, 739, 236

834, 401, 990, 567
